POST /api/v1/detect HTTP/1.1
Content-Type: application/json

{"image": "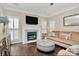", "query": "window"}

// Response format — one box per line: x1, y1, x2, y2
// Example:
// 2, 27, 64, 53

8, 16, 19, 43
8, 16, 19, 29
